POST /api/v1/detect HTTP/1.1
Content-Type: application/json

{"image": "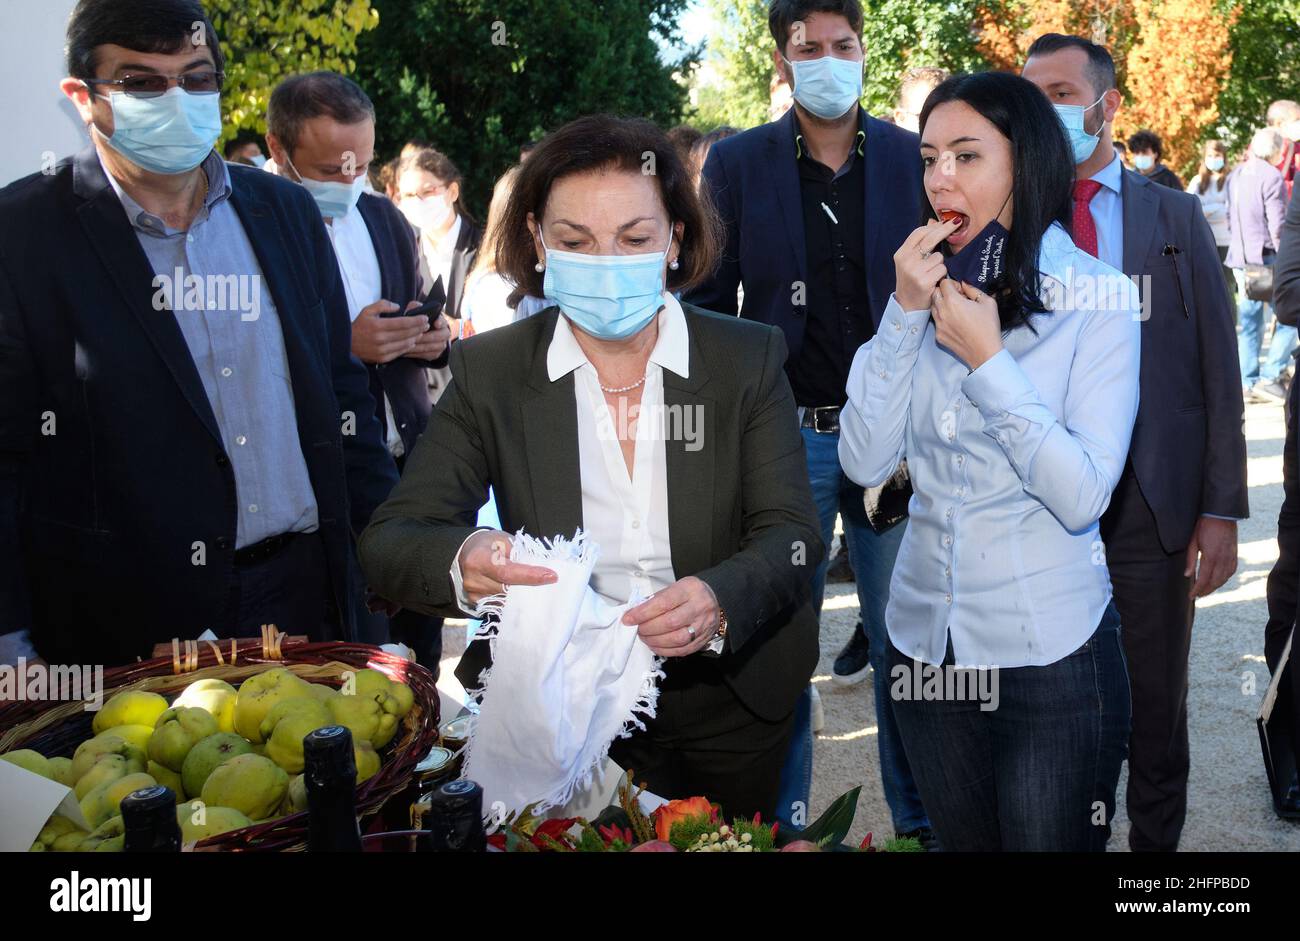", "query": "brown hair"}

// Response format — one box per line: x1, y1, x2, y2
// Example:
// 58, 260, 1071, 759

1196, 140, 1228, 195
396, 147, 474, 224
467, 165, 521, 283
497, 114, 722, 305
